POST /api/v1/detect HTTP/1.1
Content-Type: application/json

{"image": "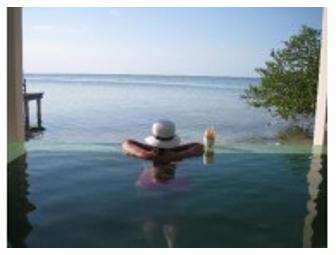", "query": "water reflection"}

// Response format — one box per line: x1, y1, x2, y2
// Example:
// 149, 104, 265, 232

7, 154, 36, 248
7, 147, 327, 247
134, 150, 327, 248
303, 147, 327, 247
141, 163, 176, 185
136, 162, 187, 248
